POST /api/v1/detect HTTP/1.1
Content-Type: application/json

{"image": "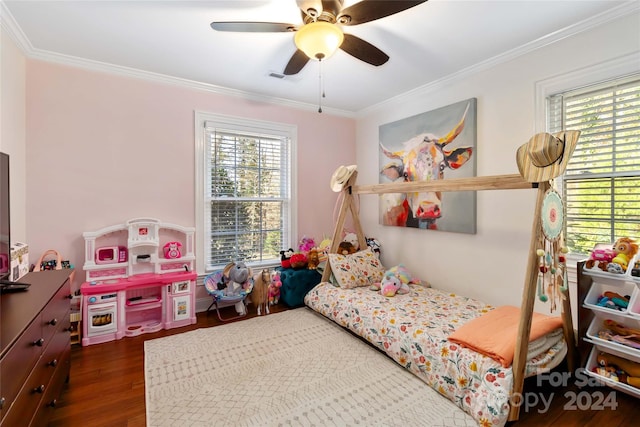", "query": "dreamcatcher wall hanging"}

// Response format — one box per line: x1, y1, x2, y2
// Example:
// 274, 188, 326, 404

536, 185, 569, 312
